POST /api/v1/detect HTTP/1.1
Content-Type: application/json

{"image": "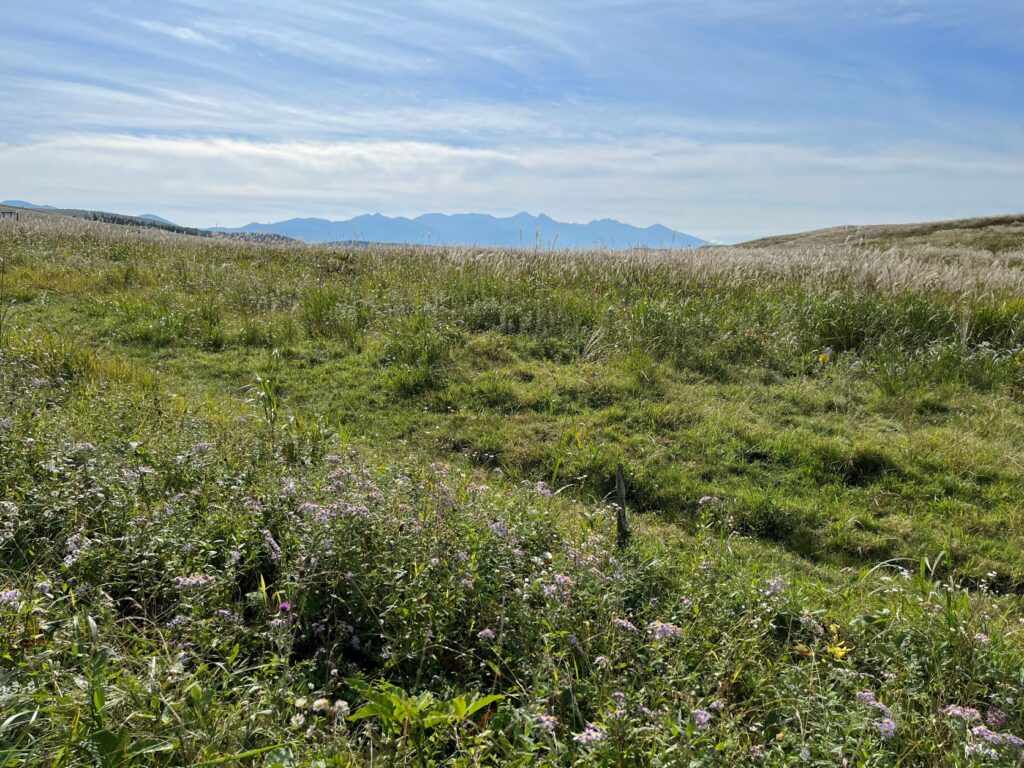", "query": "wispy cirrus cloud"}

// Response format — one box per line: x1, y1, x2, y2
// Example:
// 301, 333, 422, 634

132, 19, 227, 49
